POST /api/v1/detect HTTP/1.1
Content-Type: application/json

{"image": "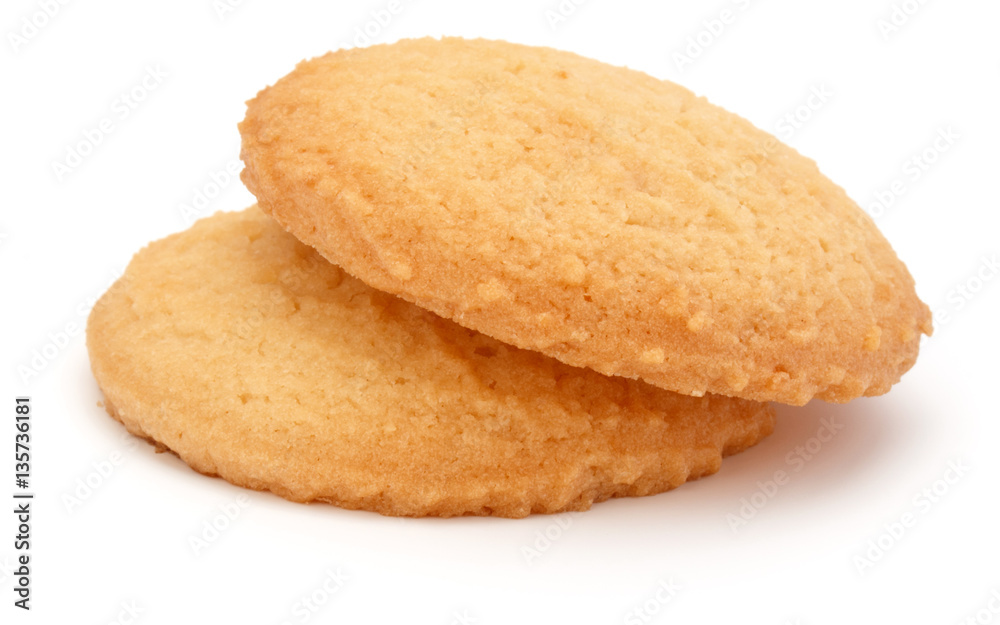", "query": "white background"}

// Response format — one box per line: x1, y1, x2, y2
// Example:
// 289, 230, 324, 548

2, 0, 998, 623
